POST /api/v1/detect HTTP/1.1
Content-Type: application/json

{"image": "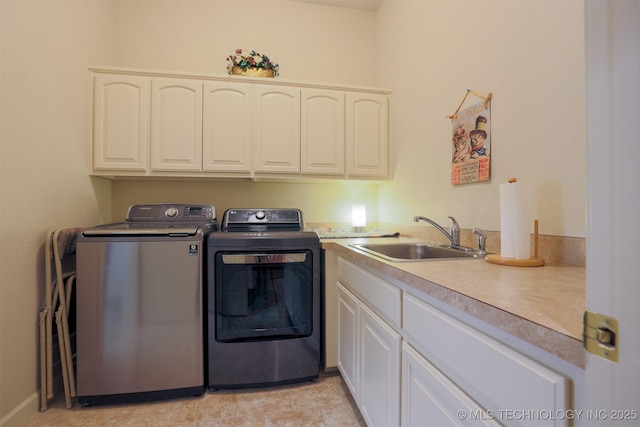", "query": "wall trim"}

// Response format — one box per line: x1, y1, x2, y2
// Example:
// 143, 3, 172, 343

0, 392, 38, 427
